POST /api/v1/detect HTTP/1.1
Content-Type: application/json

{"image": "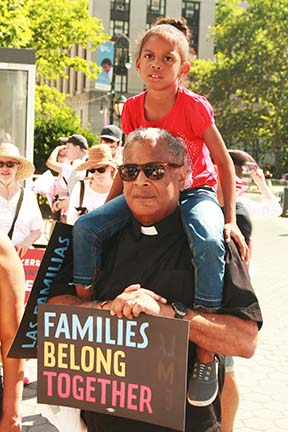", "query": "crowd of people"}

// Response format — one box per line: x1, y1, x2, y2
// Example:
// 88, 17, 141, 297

0, 15, 285, 432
